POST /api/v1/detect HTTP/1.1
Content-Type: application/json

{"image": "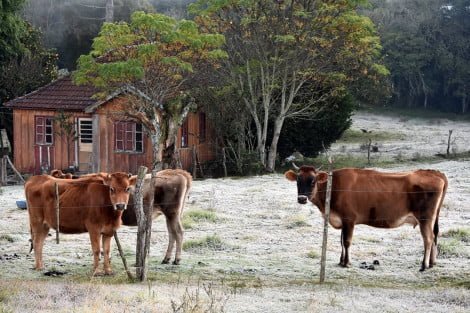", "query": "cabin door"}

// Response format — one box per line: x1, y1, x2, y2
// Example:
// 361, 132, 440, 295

77, 118, 93, 172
